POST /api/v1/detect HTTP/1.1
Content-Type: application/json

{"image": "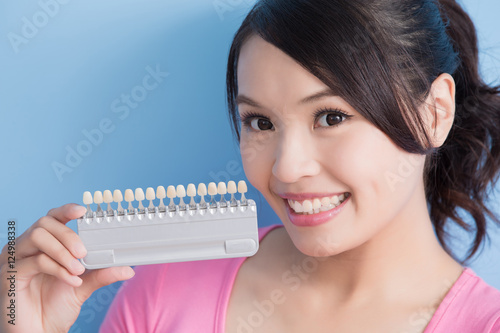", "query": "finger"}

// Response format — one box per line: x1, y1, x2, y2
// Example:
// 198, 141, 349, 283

28, 227, 85, 276
15, 253, 83, 288
75, 267, 135, 305
15, 217, 87, 260
46, 203, 87, 224
2, 204, 87, 262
